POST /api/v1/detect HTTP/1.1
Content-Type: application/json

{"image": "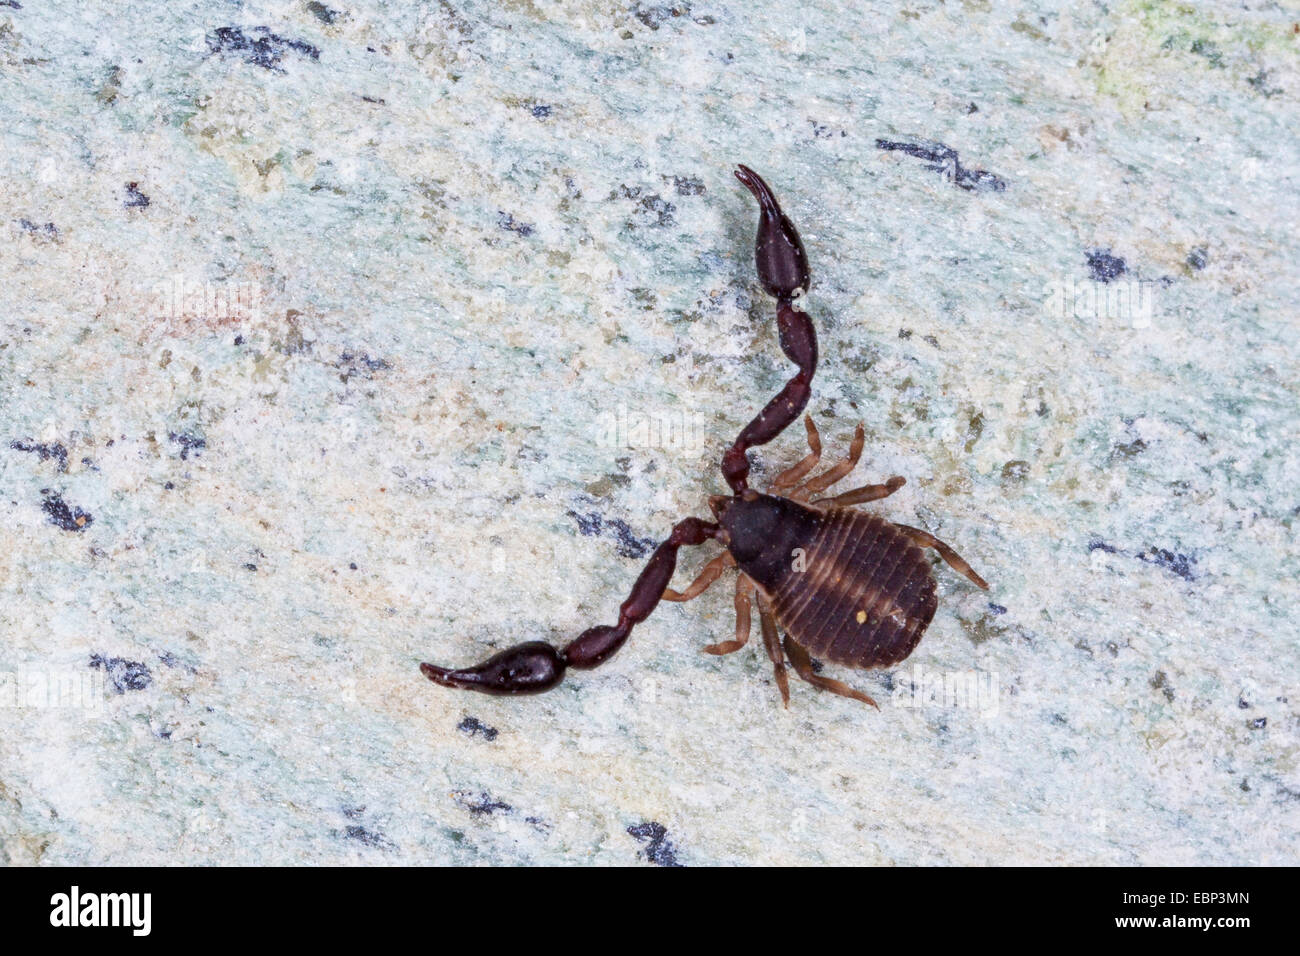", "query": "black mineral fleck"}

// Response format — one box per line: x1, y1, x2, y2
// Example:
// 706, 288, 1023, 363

627, 821, 683, 867
876, 138, 1007, 192
567, 510, 655, 559
41, 490, 92, 531
10, 439, 68, 472
207, 26, 320, 72
124, 182, 151, 208
1085, 249, 1128, 283
90, 654, 152, 693
457, 716, 499, 741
